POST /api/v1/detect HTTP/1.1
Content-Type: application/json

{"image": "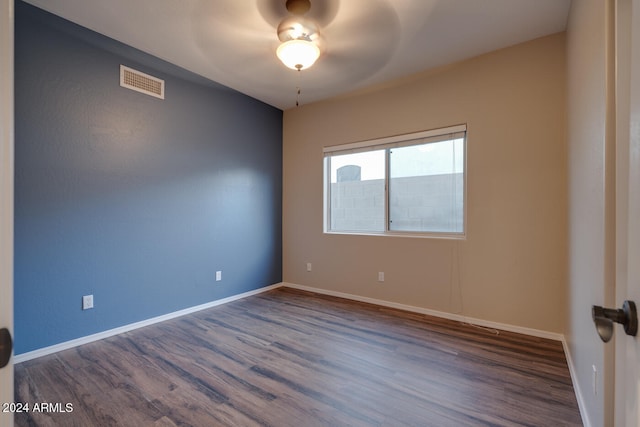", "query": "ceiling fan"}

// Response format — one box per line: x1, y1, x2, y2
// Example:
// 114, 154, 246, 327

274, 0, 322, 70
191, 0, 400, 106
257, 0, 399, 72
